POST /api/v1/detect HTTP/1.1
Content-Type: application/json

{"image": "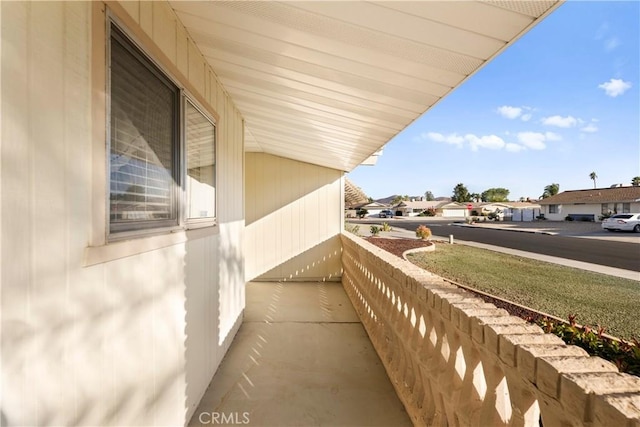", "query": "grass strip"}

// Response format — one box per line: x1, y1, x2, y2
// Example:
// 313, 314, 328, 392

406, 243, 640, 340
